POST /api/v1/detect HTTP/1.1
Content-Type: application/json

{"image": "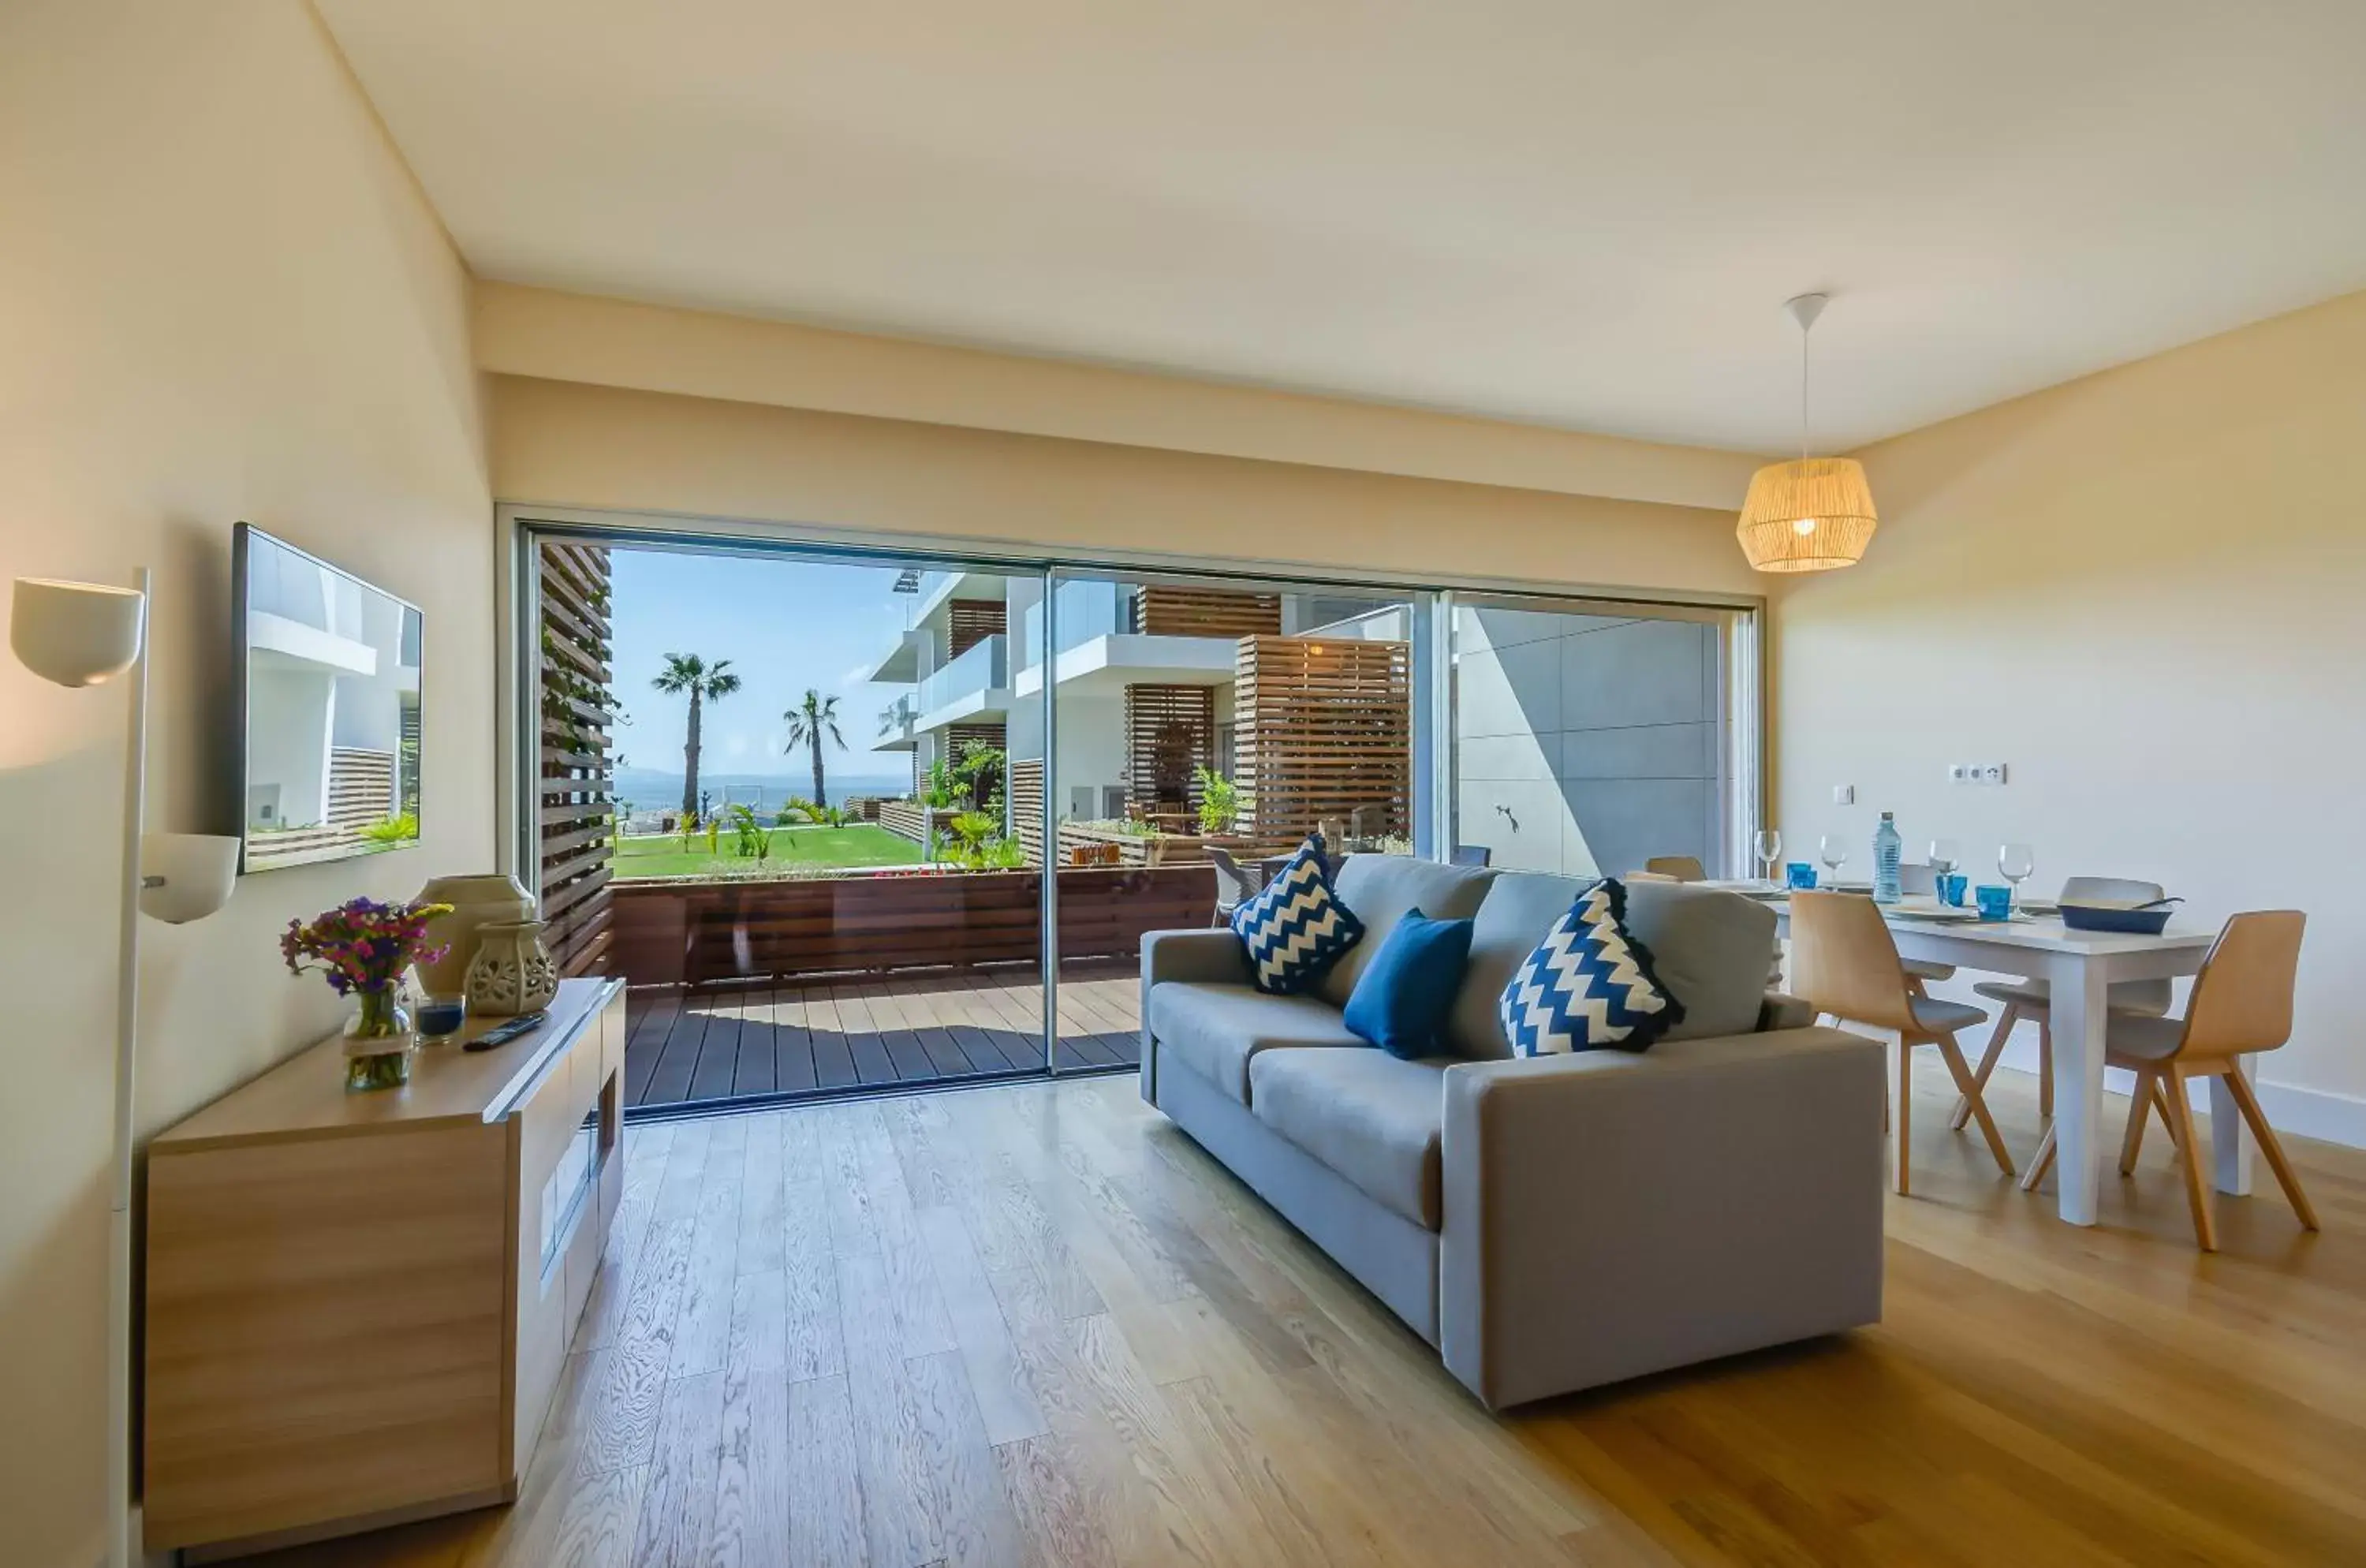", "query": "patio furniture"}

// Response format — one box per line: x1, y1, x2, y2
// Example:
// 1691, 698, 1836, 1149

1205, 846, 1266, 927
